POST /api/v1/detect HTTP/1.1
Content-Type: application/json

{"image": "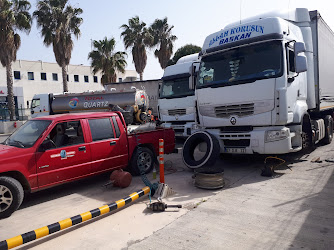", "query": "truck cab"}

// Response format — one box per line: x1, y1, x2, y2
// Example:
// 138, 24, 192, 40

159, 54, 199, 137
184, 8, 333, 162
